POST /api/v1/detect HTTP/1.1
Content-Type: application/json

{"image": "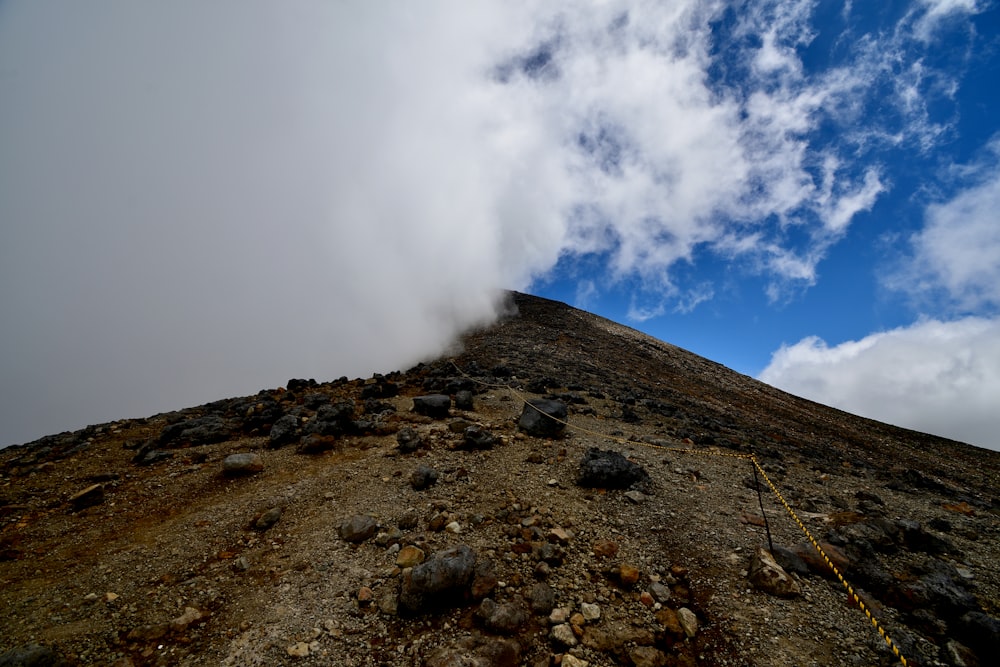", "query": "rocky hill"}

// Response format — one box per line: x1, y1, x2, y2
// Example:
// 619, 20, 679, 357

1, 291, 997, 667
